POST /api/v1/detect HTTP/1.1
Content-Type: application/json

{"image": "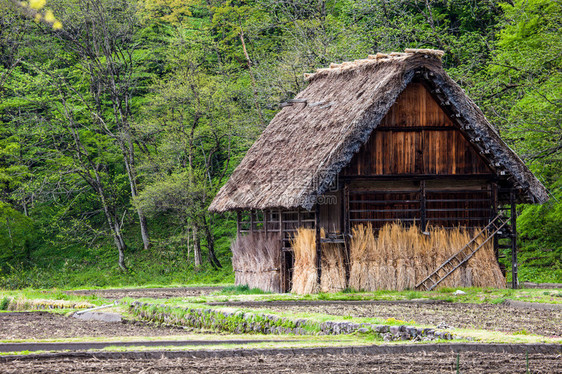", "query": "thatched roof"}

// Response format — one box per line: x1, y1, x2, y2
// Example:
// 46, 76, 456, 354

209, 49, 548, 212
